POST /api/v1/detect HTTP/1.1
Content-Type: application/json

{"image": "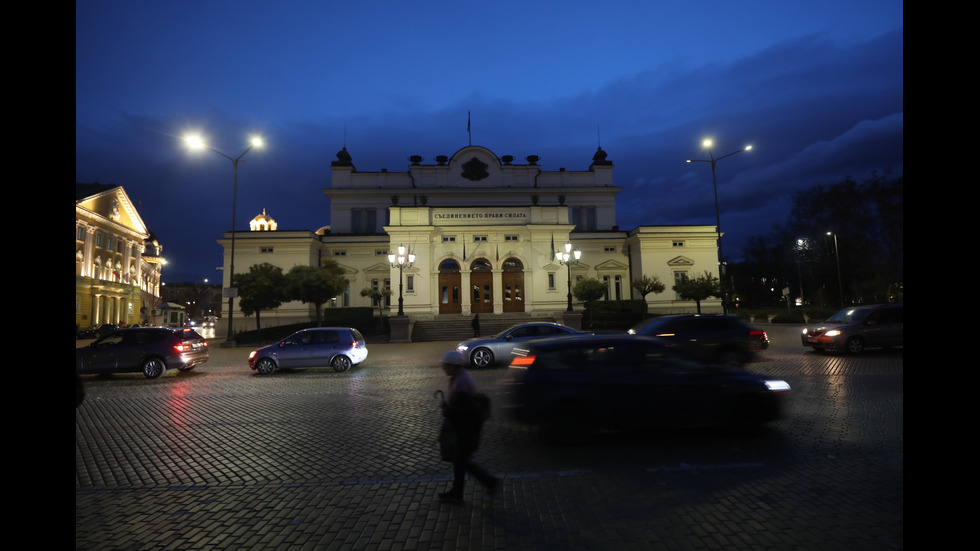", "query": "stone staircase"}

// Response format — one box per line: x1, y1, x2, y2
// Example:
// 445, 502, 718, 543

410, 313, 558, 342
